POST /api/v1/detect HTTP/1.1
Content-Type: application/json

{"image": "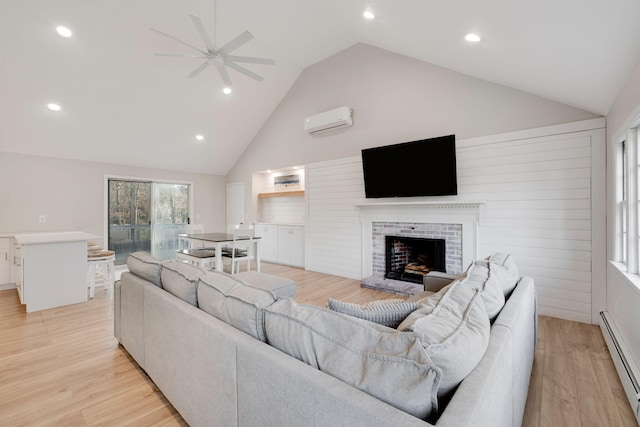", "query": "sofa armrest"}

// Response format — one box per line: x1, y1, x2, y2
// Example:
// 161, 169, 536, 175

423, 271, 460, 292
